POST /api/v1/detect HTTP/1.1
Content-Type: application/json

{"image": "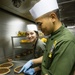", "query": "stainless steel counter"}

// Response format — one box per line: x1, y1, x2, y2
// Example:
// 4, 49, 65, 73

7, 61, 27, 75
